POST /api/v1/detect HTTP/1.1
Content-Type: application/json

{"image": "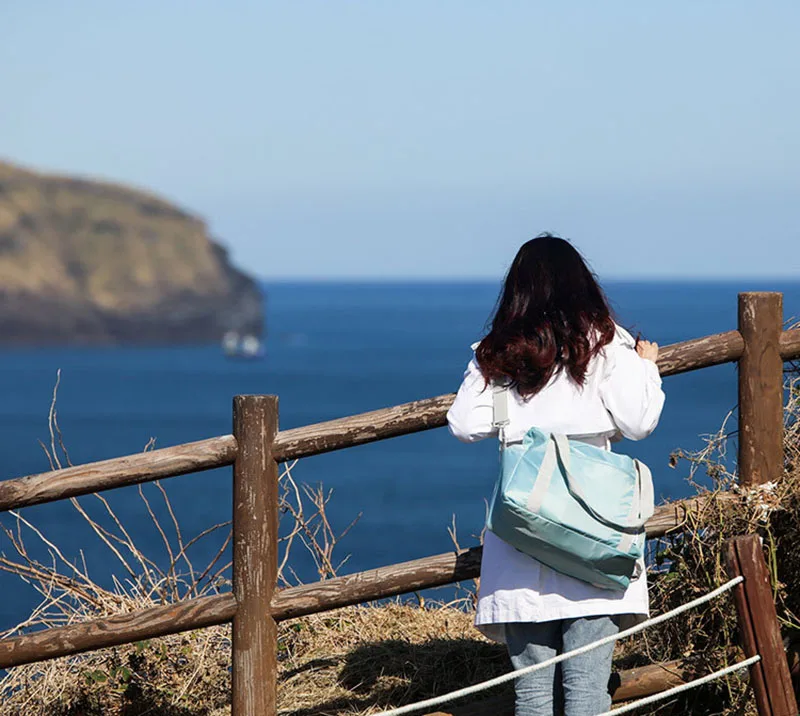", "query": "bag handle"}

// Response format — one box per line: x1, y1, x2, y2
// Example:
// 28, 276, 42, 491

492, 385, 656, 532
551, 434, 653, 532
